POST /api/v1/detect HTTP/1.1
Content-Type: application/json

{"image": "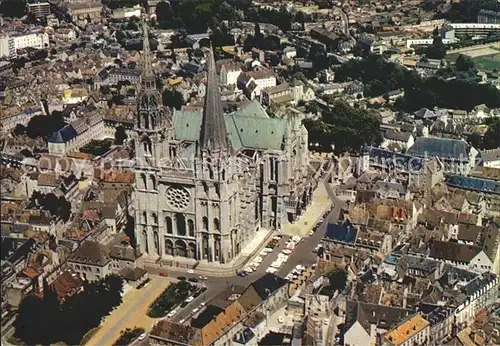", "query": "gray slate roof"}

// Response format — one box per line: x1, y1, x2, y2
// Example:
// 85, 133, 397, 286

408, 137, 470, 160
